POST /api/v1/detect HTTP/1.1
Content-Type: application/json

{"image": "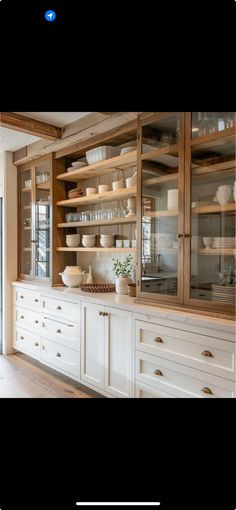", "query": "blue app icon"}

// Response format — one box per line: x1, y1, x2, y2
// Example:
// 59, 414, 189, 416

45, 10, 56, 22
